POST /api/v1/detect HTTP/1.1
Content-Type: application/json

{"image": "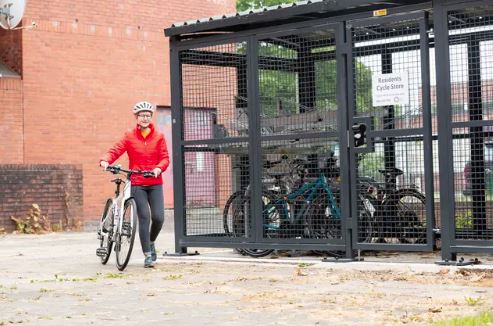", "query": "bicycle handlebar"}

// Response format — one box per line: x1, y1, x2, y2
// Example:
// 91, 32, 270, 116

106, 165, 154, 178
